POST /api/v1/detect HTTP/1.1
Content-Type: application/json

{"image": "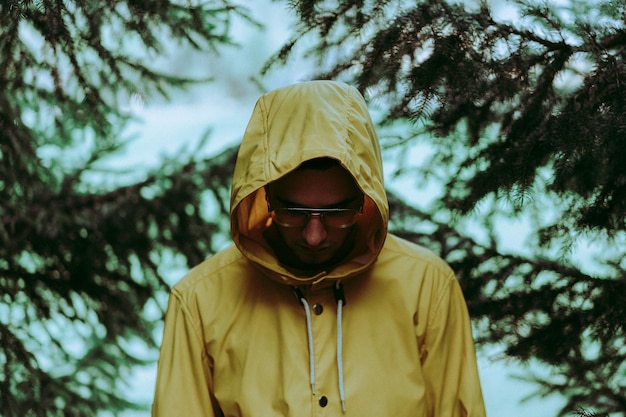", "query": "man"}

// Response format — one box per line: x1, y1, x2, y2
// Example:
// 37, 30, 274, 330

152, 80, 486, 416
